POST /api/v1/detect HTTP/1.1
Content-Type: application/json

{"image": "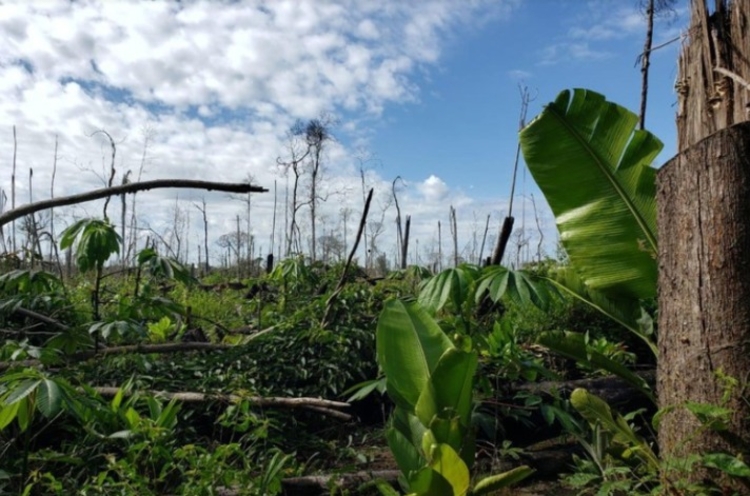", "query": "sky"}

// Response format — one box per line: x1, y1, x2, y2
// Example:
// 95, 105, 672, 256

0, 0, 689, 269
